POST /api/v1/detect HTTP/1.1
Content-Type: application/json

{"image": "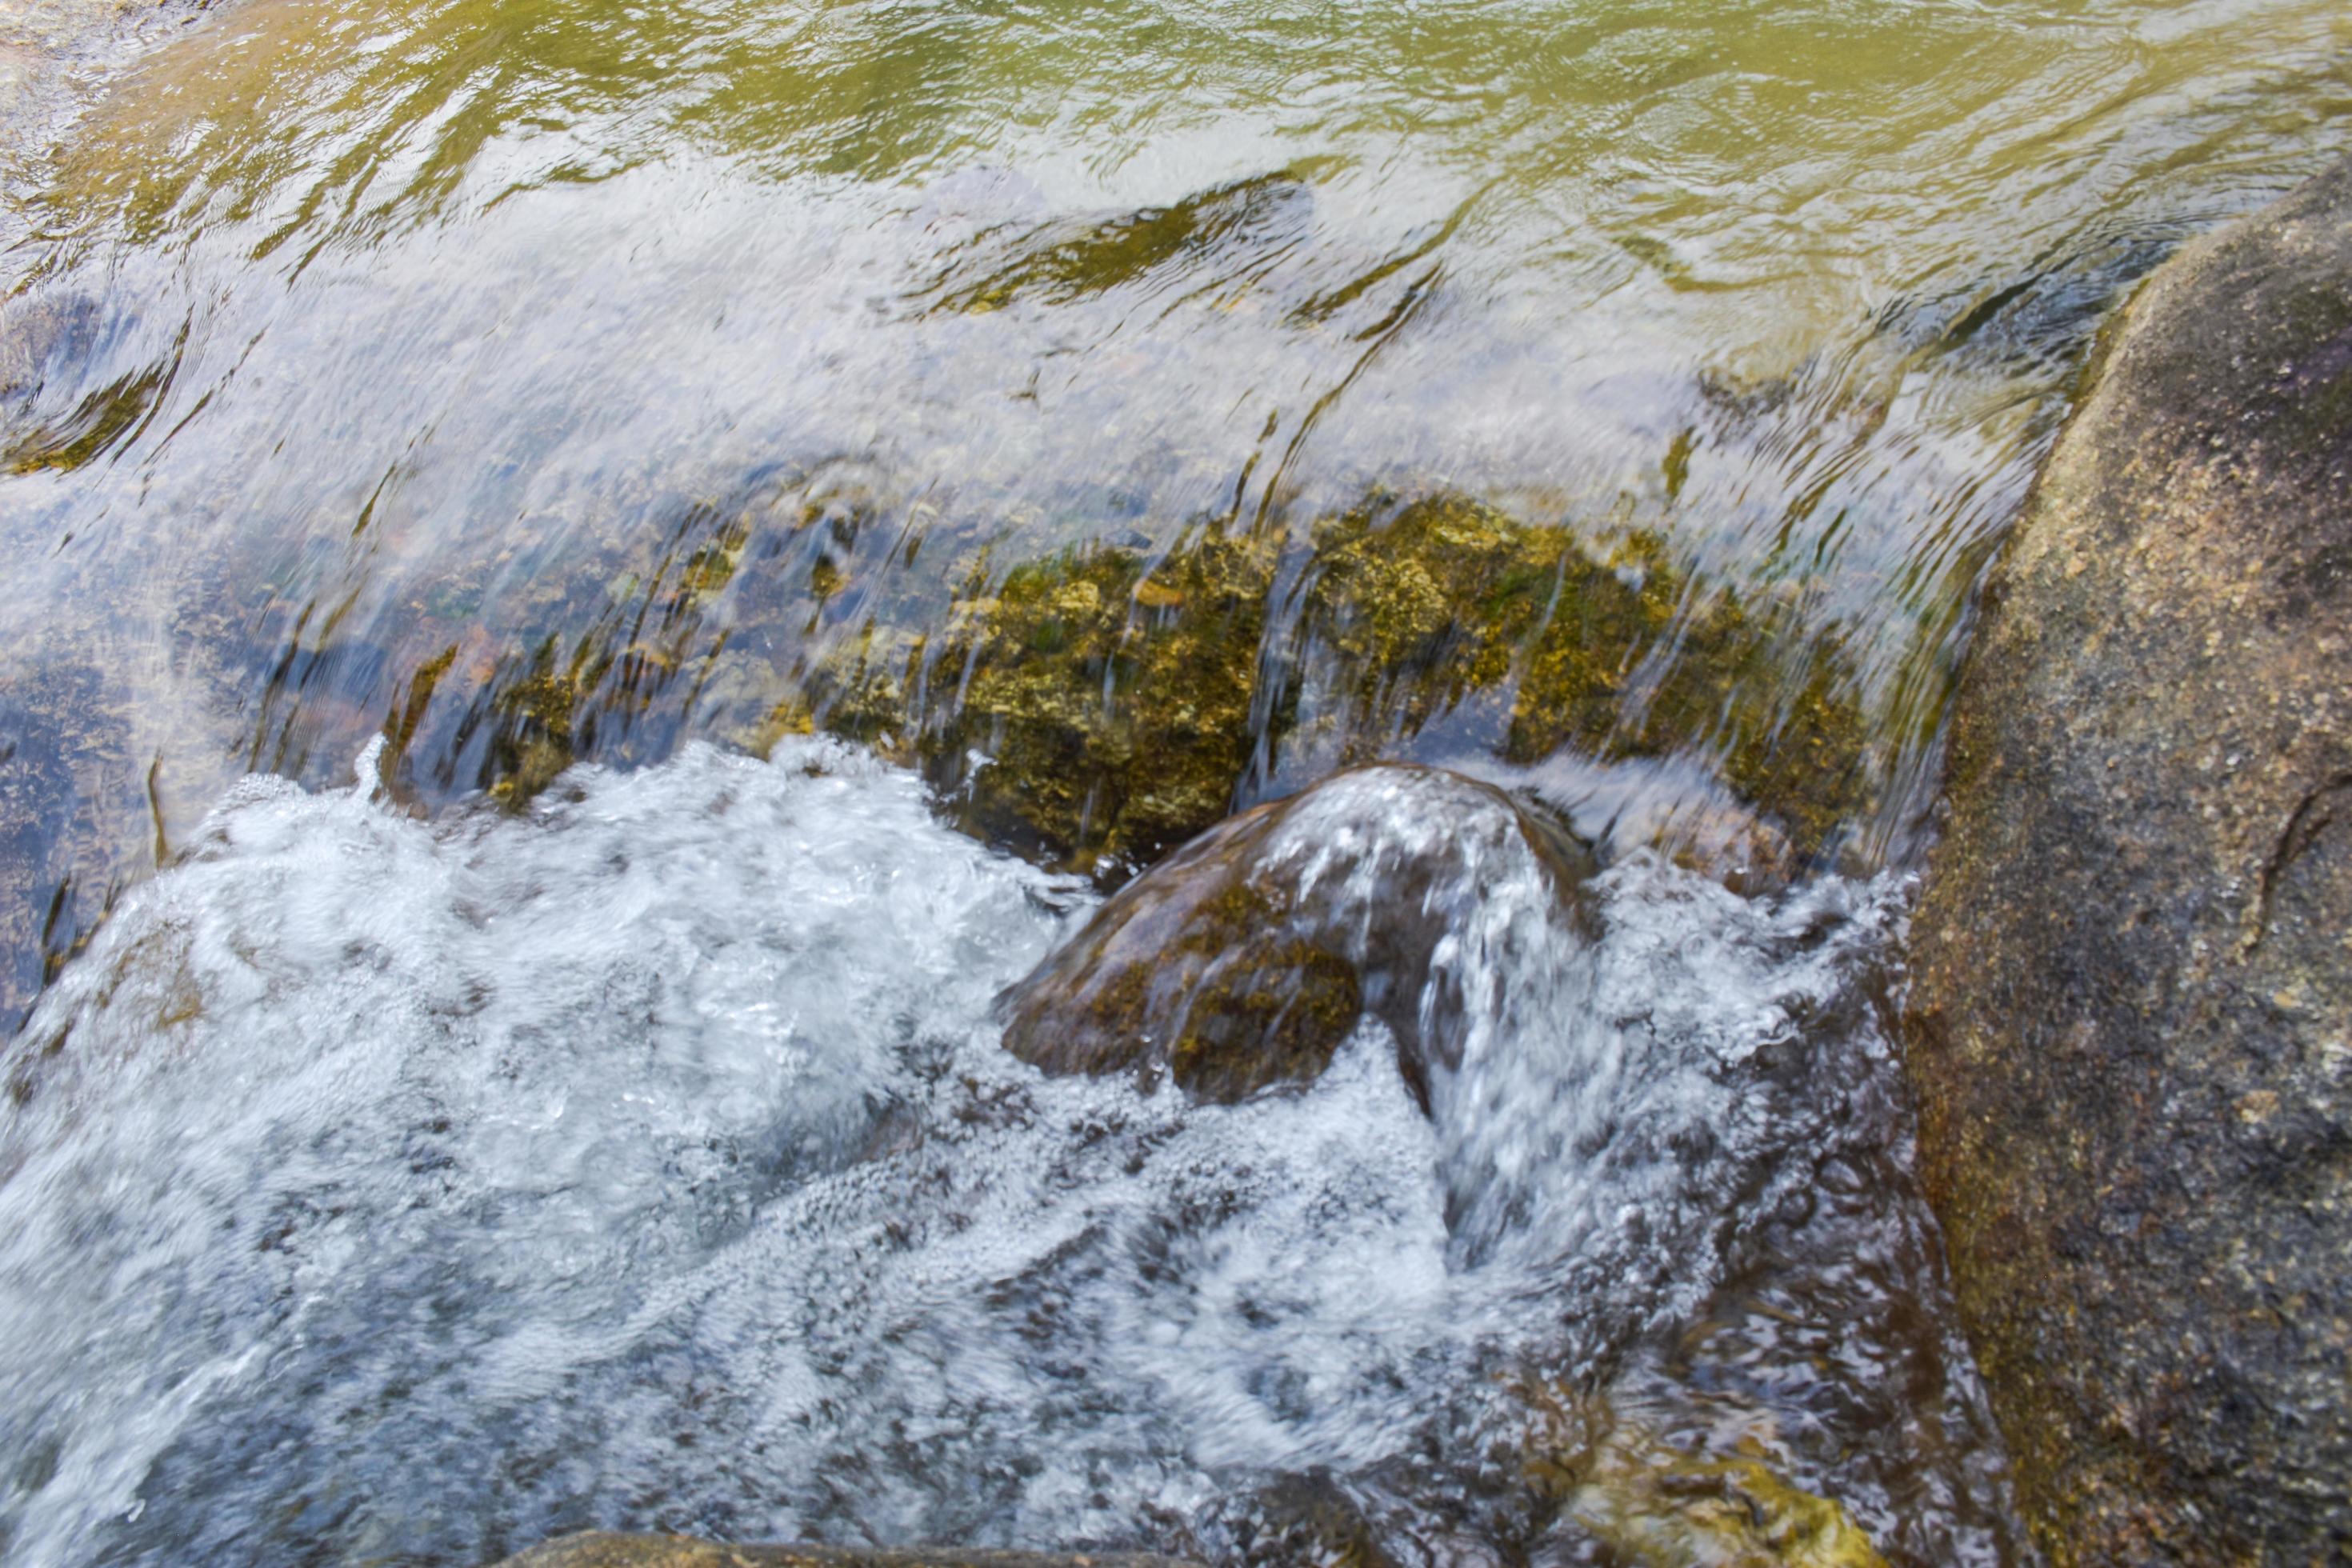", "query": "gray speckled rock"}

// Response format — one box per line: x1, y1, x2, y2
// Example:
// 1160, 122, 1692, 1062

490, 1531, 1202, 1568
1904, 158, 2352, 1564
